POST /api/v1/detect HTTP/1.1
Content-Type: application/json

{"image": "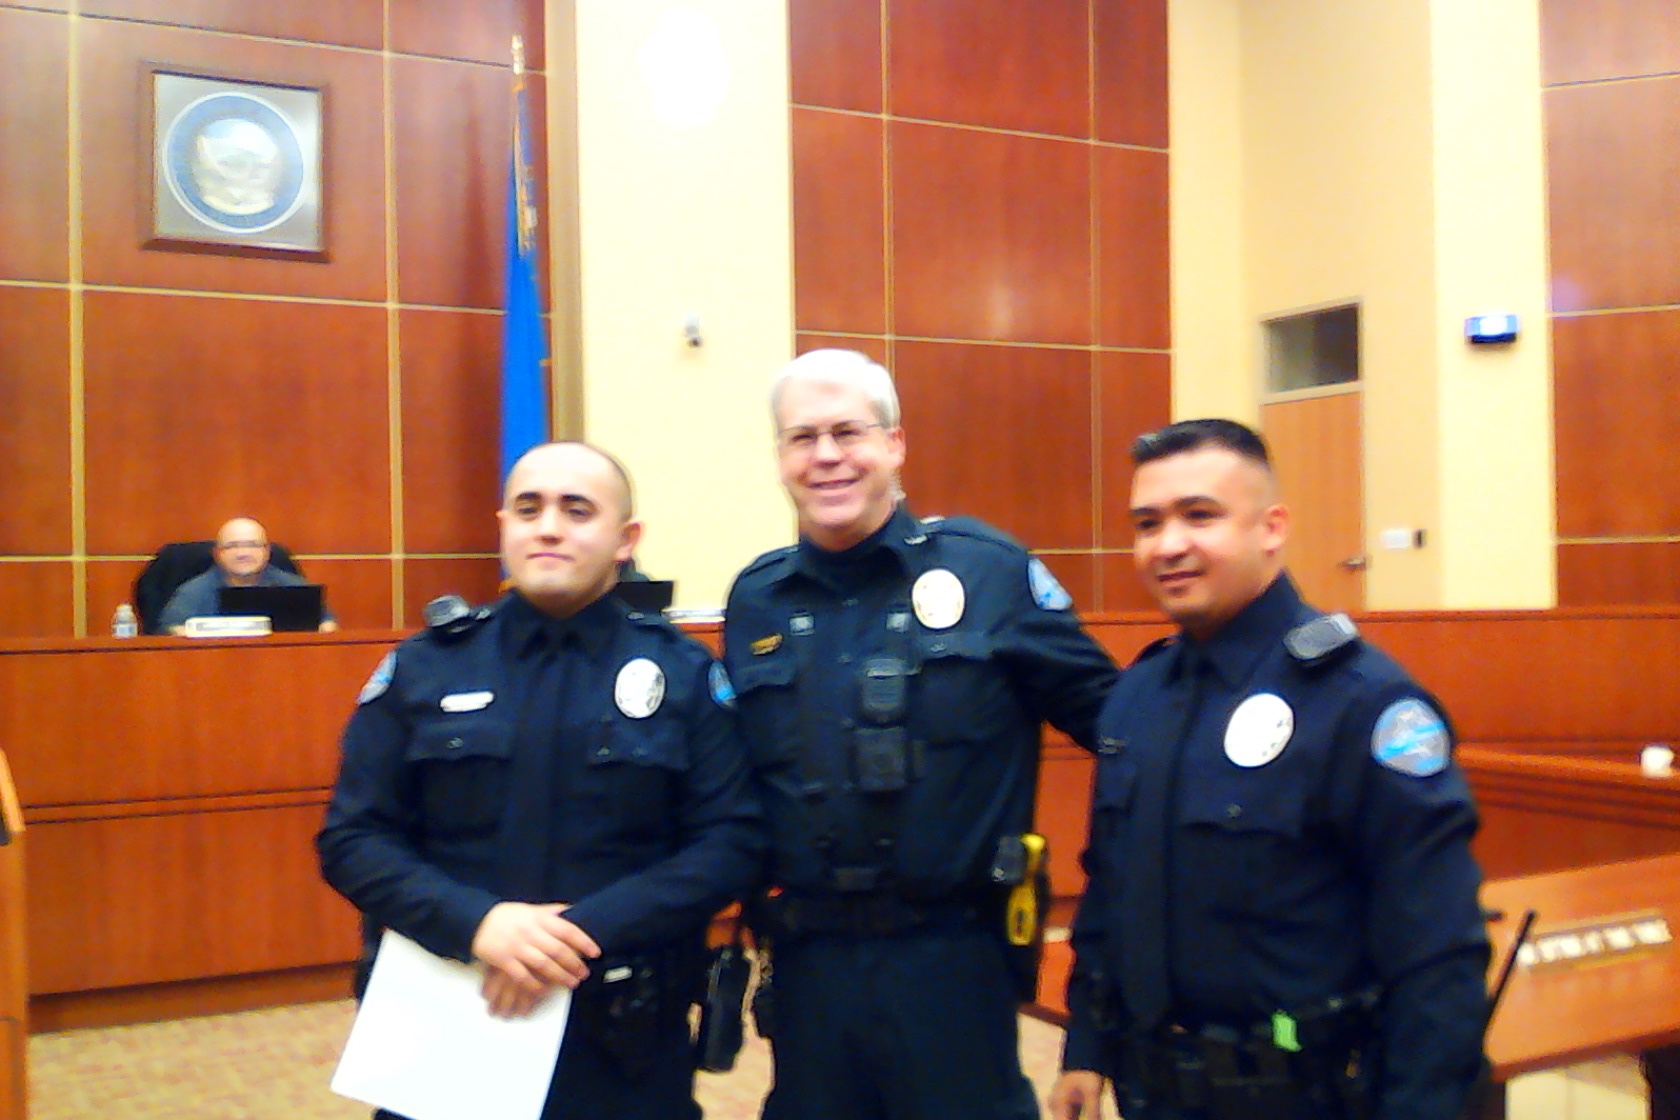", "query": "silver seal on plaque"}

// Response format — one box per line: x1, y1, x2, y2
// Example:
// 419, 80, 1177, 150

164, 91, 307, 234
